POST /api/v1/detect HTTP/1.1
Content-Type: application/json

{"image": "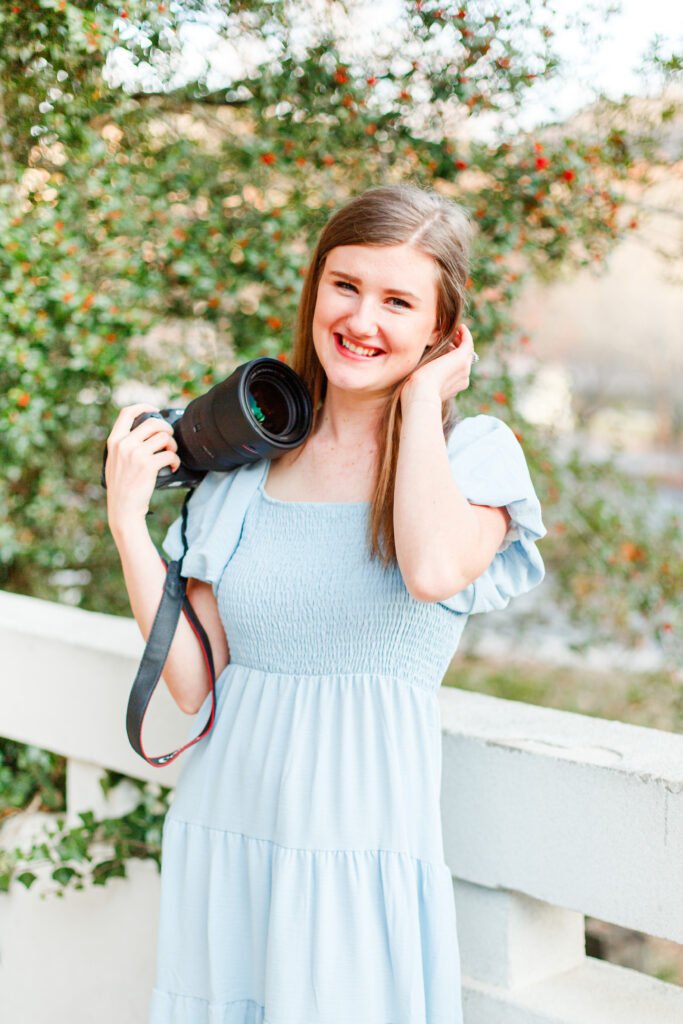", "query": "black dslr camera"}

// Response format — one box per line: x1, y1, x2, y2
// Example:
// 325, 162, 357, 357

102, 357, 313, 490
